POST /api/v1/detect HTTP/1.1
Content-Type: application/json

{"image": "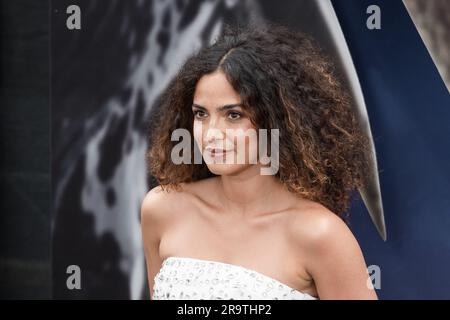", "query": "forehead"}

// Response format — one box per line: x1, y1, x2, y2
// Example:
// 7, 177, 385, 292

193, 70, 242, 107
